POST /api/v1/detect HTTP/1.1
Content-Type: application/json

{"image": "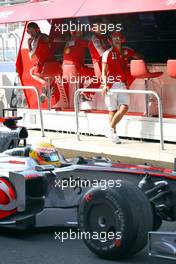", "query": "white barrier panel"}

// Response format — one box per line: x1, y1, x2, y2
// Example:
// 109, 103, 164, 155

74, 88, 164, 150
